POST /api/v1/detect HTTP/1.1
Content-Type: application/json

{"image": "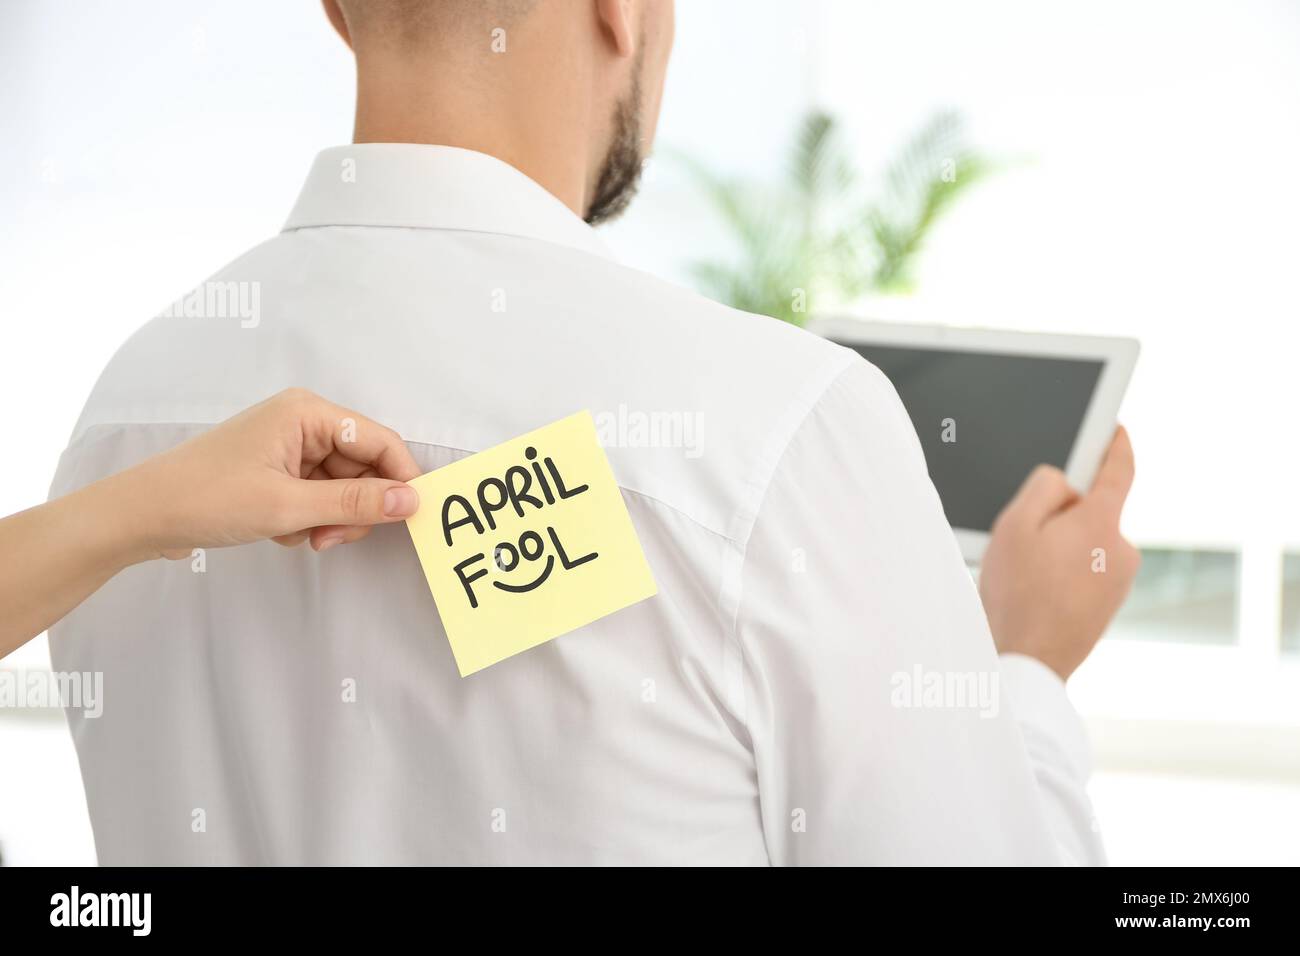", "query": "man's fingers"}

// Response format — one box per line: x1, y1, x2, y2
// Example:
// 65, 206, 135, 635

1086, 425, 1135, 518
280, 476, 420, 532
997, 464, 1078, 531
